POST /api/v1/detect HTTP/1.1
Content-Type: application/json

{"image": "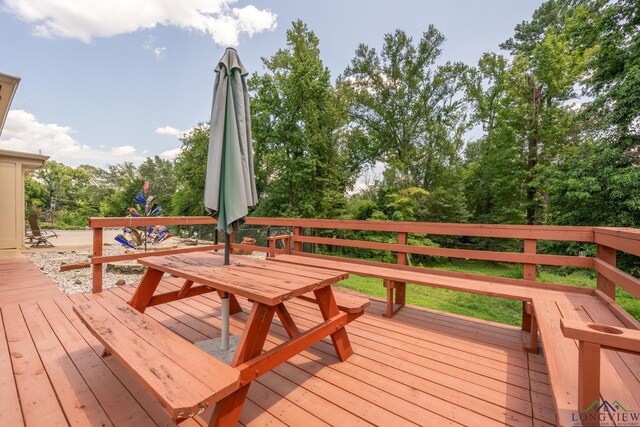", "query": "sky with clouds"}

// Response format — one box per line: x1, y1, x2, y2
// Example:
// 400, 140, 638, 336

0, 0, 544, 168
